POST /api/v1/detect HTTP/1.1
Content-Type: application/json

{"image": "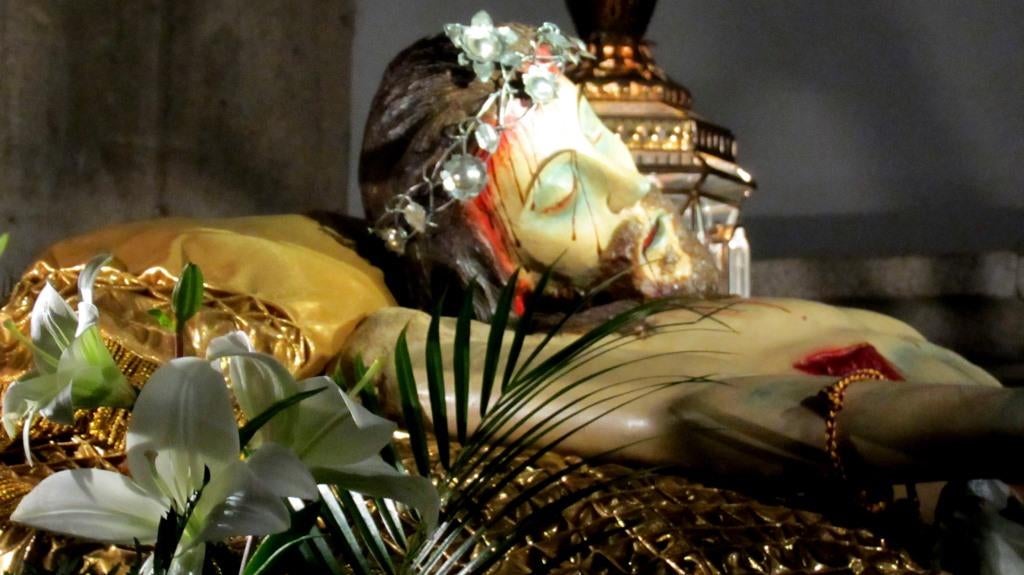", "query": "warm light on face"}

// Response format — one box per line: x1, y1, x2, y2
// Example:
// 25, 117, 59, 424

486, 78, 651, 281
477, 77, 715, 297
